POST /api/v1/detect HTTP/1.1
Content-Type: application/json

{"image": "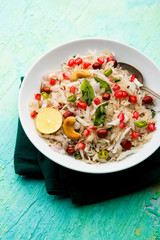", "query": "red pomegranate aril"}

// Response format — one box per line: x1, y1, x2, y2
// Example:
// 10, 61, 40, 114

147, 123, 156, 131
114, 91, 123, 99
131, 74, 136, 82
68, 59, 75, 67
83, 129, 90, 138
88, 126, 98, 131
121, 140, 132, 150
142, 96, 153, 104
113, 85, 120, 92
63, 111, 74, 119
133, 111, 139, 119
132, 132, 140, 139
97, 129, 108, 138
50, 78, 56, 85
35, 94, 41, 101
83, 62, 91, 69
97, 57, 105, 64
107, 56, 114, 62
75, 57, 83, 65
66, 146, 75, 155
77, 142, 86, 150
122, 91, 128, 98
92, 62, 102, 69
77, 101, 87, 109
112, 59, 117, 67
107, 56, 117, 67
118, 113, 125, 122
94, 98, 100, 105
119, 122, 127, 128
30, 110, 36, 118
129, 95, 137, 103
63, 73, 69, 79
102, 92, 110, 100
70, 86, 76, 94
